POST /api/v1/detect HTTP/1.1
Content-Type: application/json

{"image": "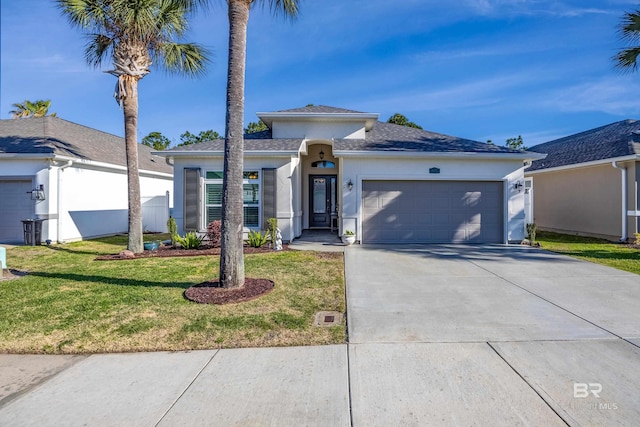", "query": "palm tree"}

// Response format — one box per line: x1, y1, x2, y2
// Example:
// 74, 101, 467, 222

219, 0, 300, 288
10, 99, 56, 118
615, 8, 640, 71
57, 0, 209, 253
